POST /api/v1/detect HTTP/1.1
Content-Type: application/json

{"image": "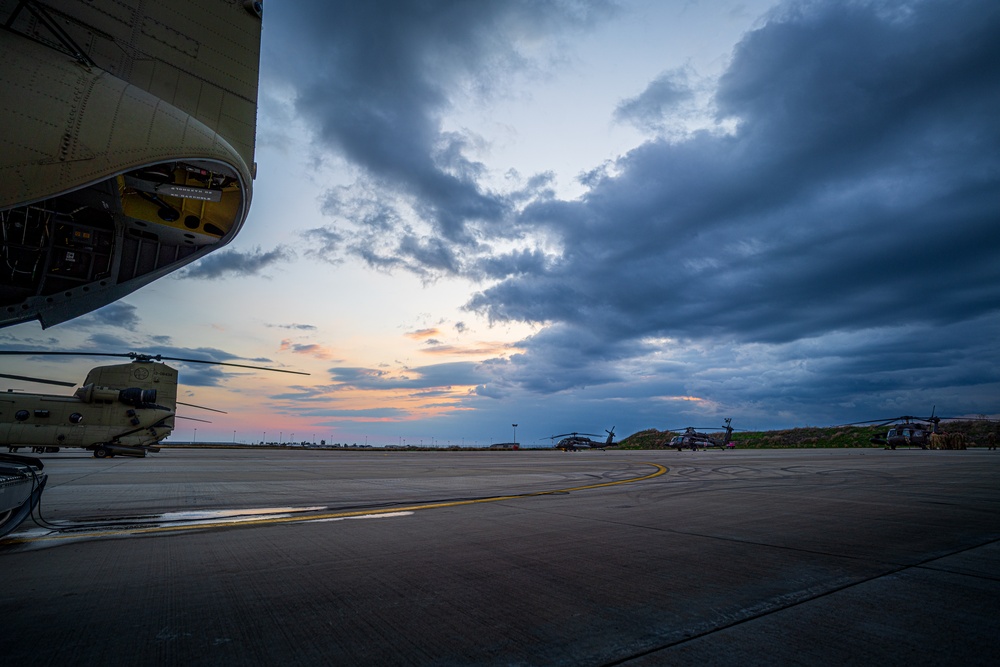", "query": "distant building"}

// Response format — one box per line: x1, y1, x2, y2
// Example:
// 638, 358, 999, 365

489, 442, 520, 450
